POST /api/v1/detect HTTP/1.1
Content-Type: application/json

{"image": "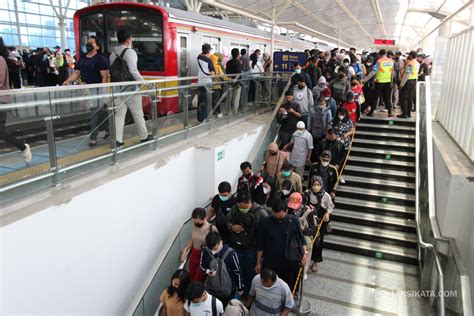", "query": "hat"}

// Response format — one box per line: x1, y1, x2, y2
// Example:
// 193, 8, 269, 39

296, 121, 305, 129
322, 87, 332, 97
320, 150, 332, 159
287, 192, 303, 209
346, 91, 354, 101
